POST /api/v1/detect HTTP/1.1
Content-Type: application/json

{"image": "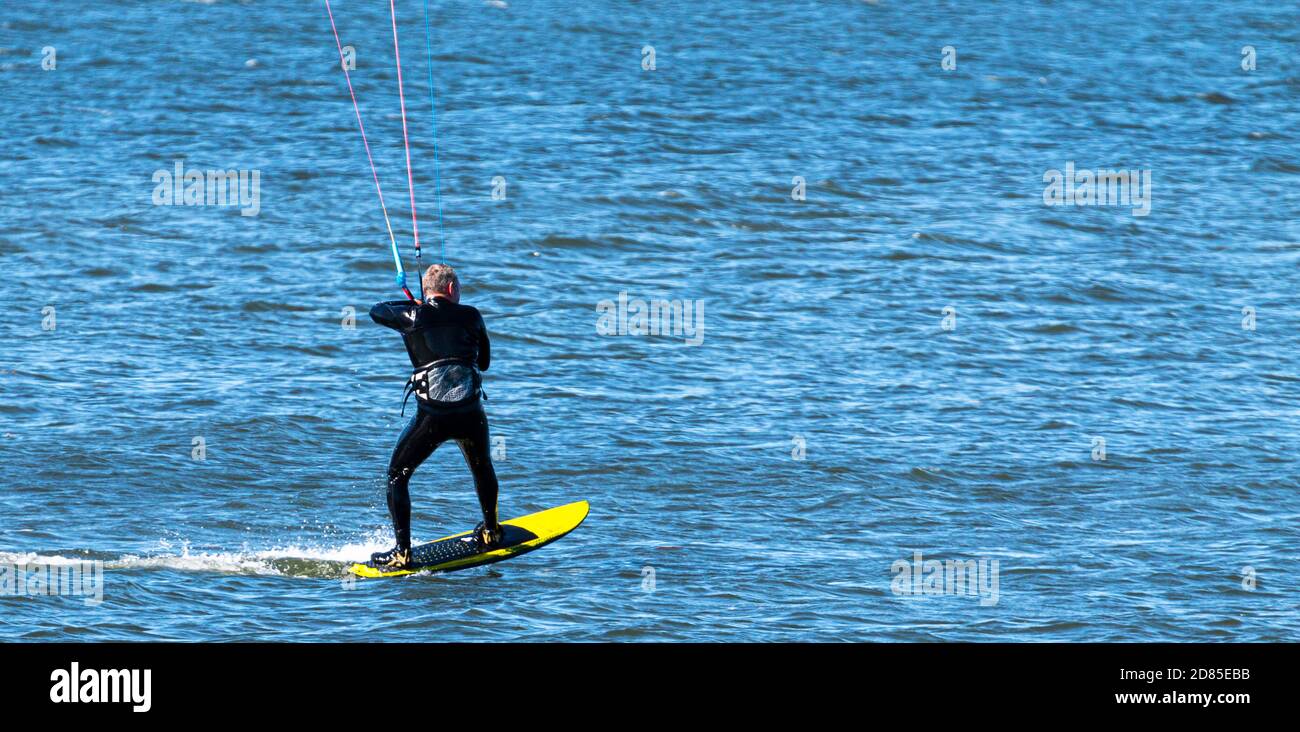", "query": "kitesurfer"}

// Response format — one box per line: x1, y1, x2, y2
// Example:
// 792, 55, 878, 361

367, 264, 501, 569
